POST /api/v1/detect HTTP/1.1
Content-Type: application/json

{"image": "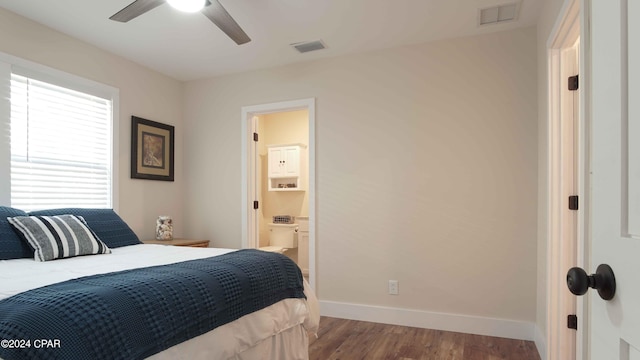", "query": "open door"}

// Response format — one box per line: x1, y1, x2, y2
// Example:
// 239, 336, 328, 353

571, 0, 640, 357
240, 98, 317, 292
